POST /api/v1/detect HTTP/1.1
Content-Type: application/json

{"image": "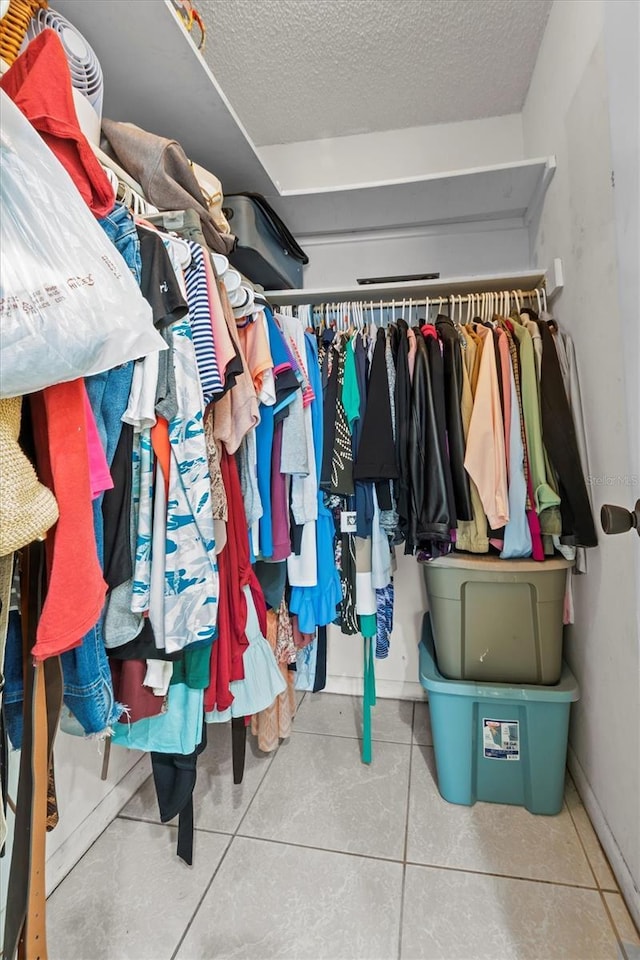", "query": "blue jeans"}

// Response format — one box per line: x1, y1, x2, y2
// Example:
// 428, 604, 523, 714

3, 610, 23, 749
60, 203, 142, 736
